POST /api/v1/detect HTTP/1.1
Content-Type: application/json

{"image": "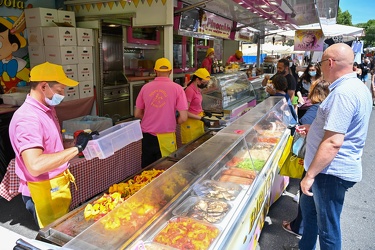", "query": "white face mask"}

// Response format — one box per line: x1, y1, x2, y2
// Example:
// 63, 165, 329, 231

44, 85, 65, 106
289, 62, 293, 67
